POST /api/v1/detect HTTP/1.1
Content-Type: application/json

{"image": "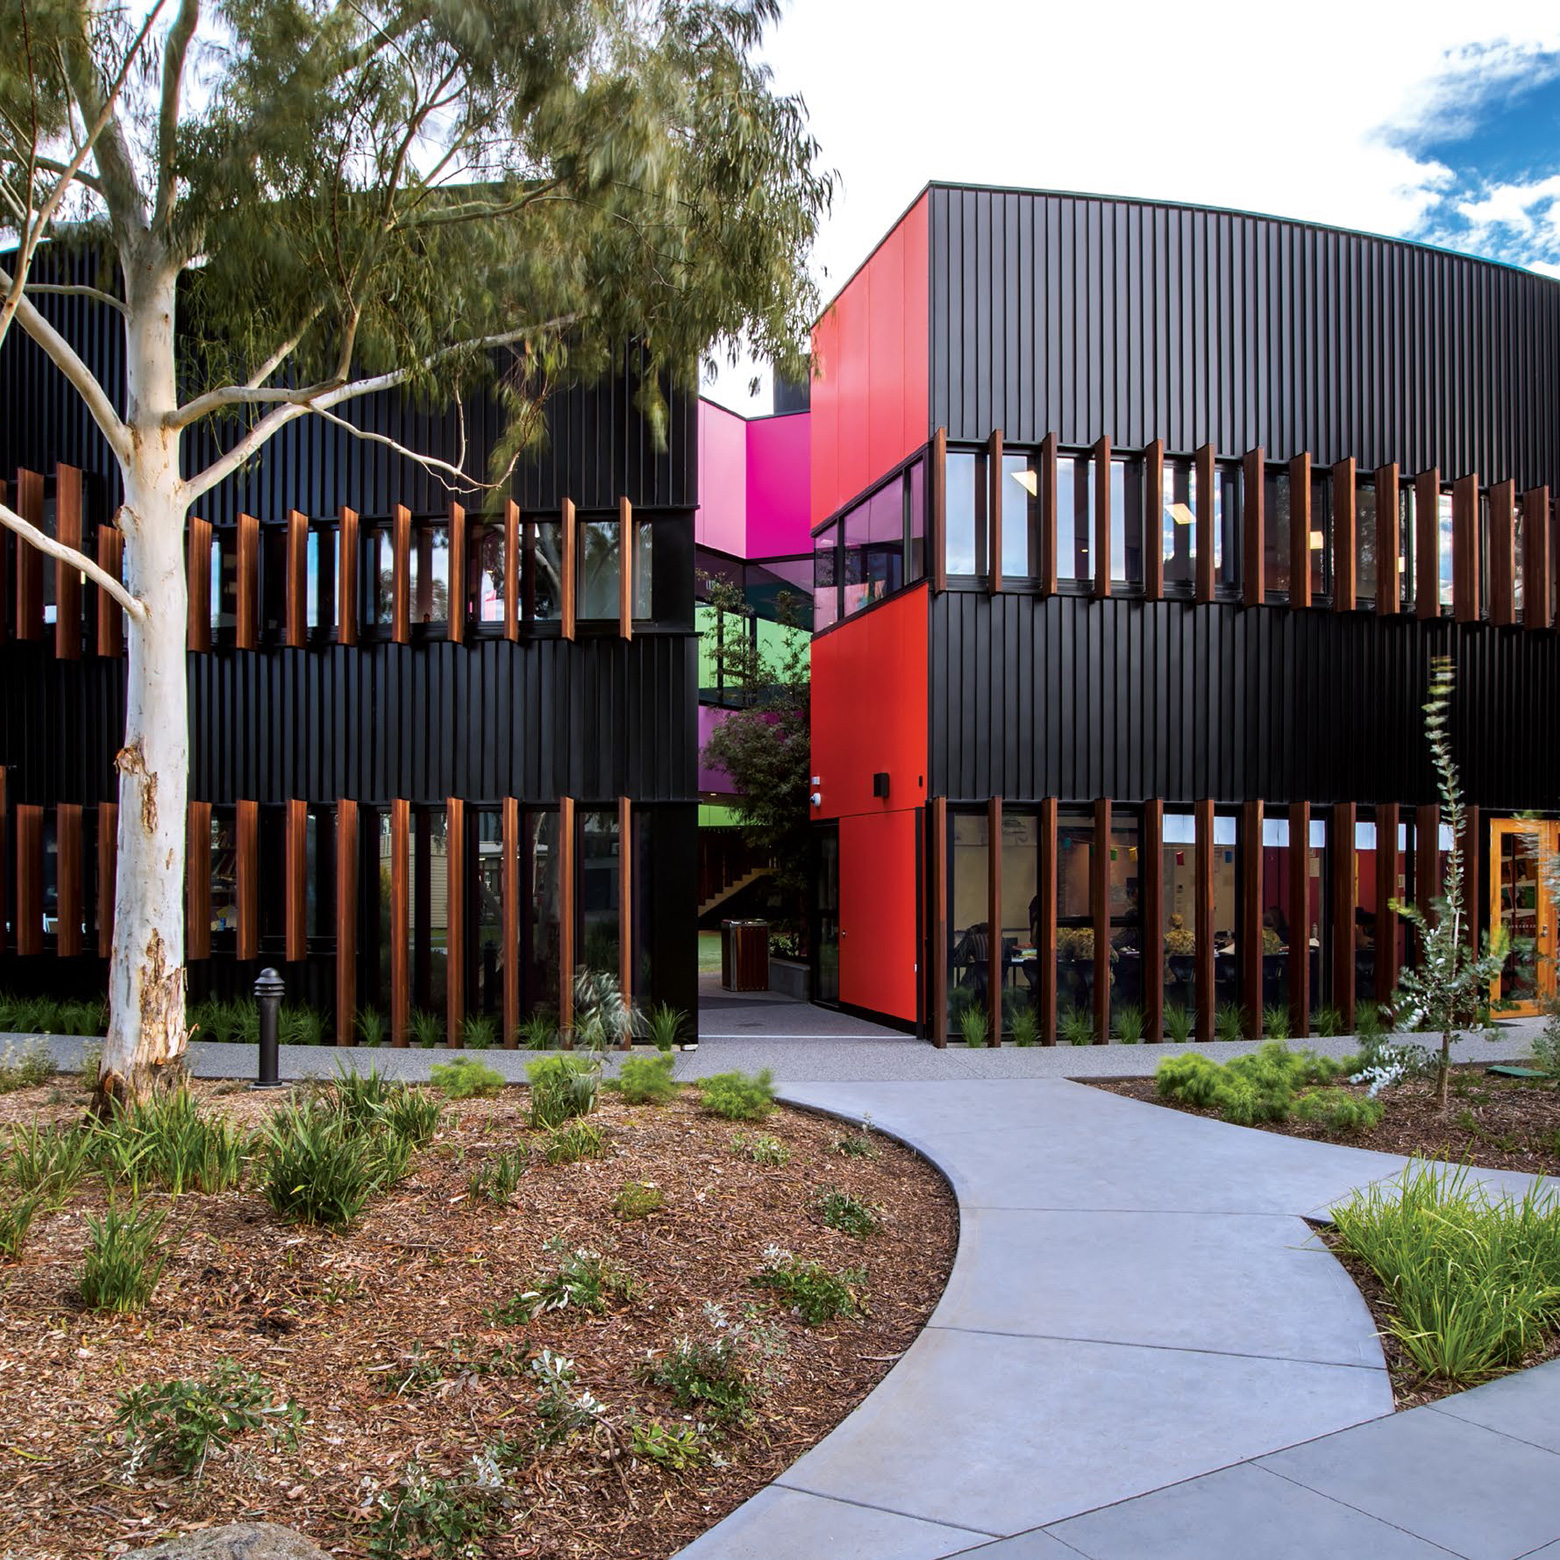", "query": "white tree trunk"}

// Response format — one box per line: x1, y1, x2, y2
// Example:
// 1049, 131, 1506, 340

98, 255, 191, 1105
